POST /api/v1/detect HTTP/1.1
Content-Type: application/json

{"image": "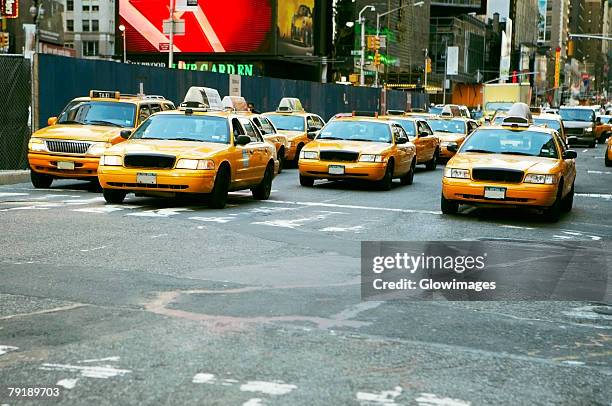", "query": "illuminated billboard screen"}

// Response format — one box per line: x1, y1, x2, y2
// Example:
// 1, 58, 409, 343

120, 0, 274, 54
277, 0, 315, 55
